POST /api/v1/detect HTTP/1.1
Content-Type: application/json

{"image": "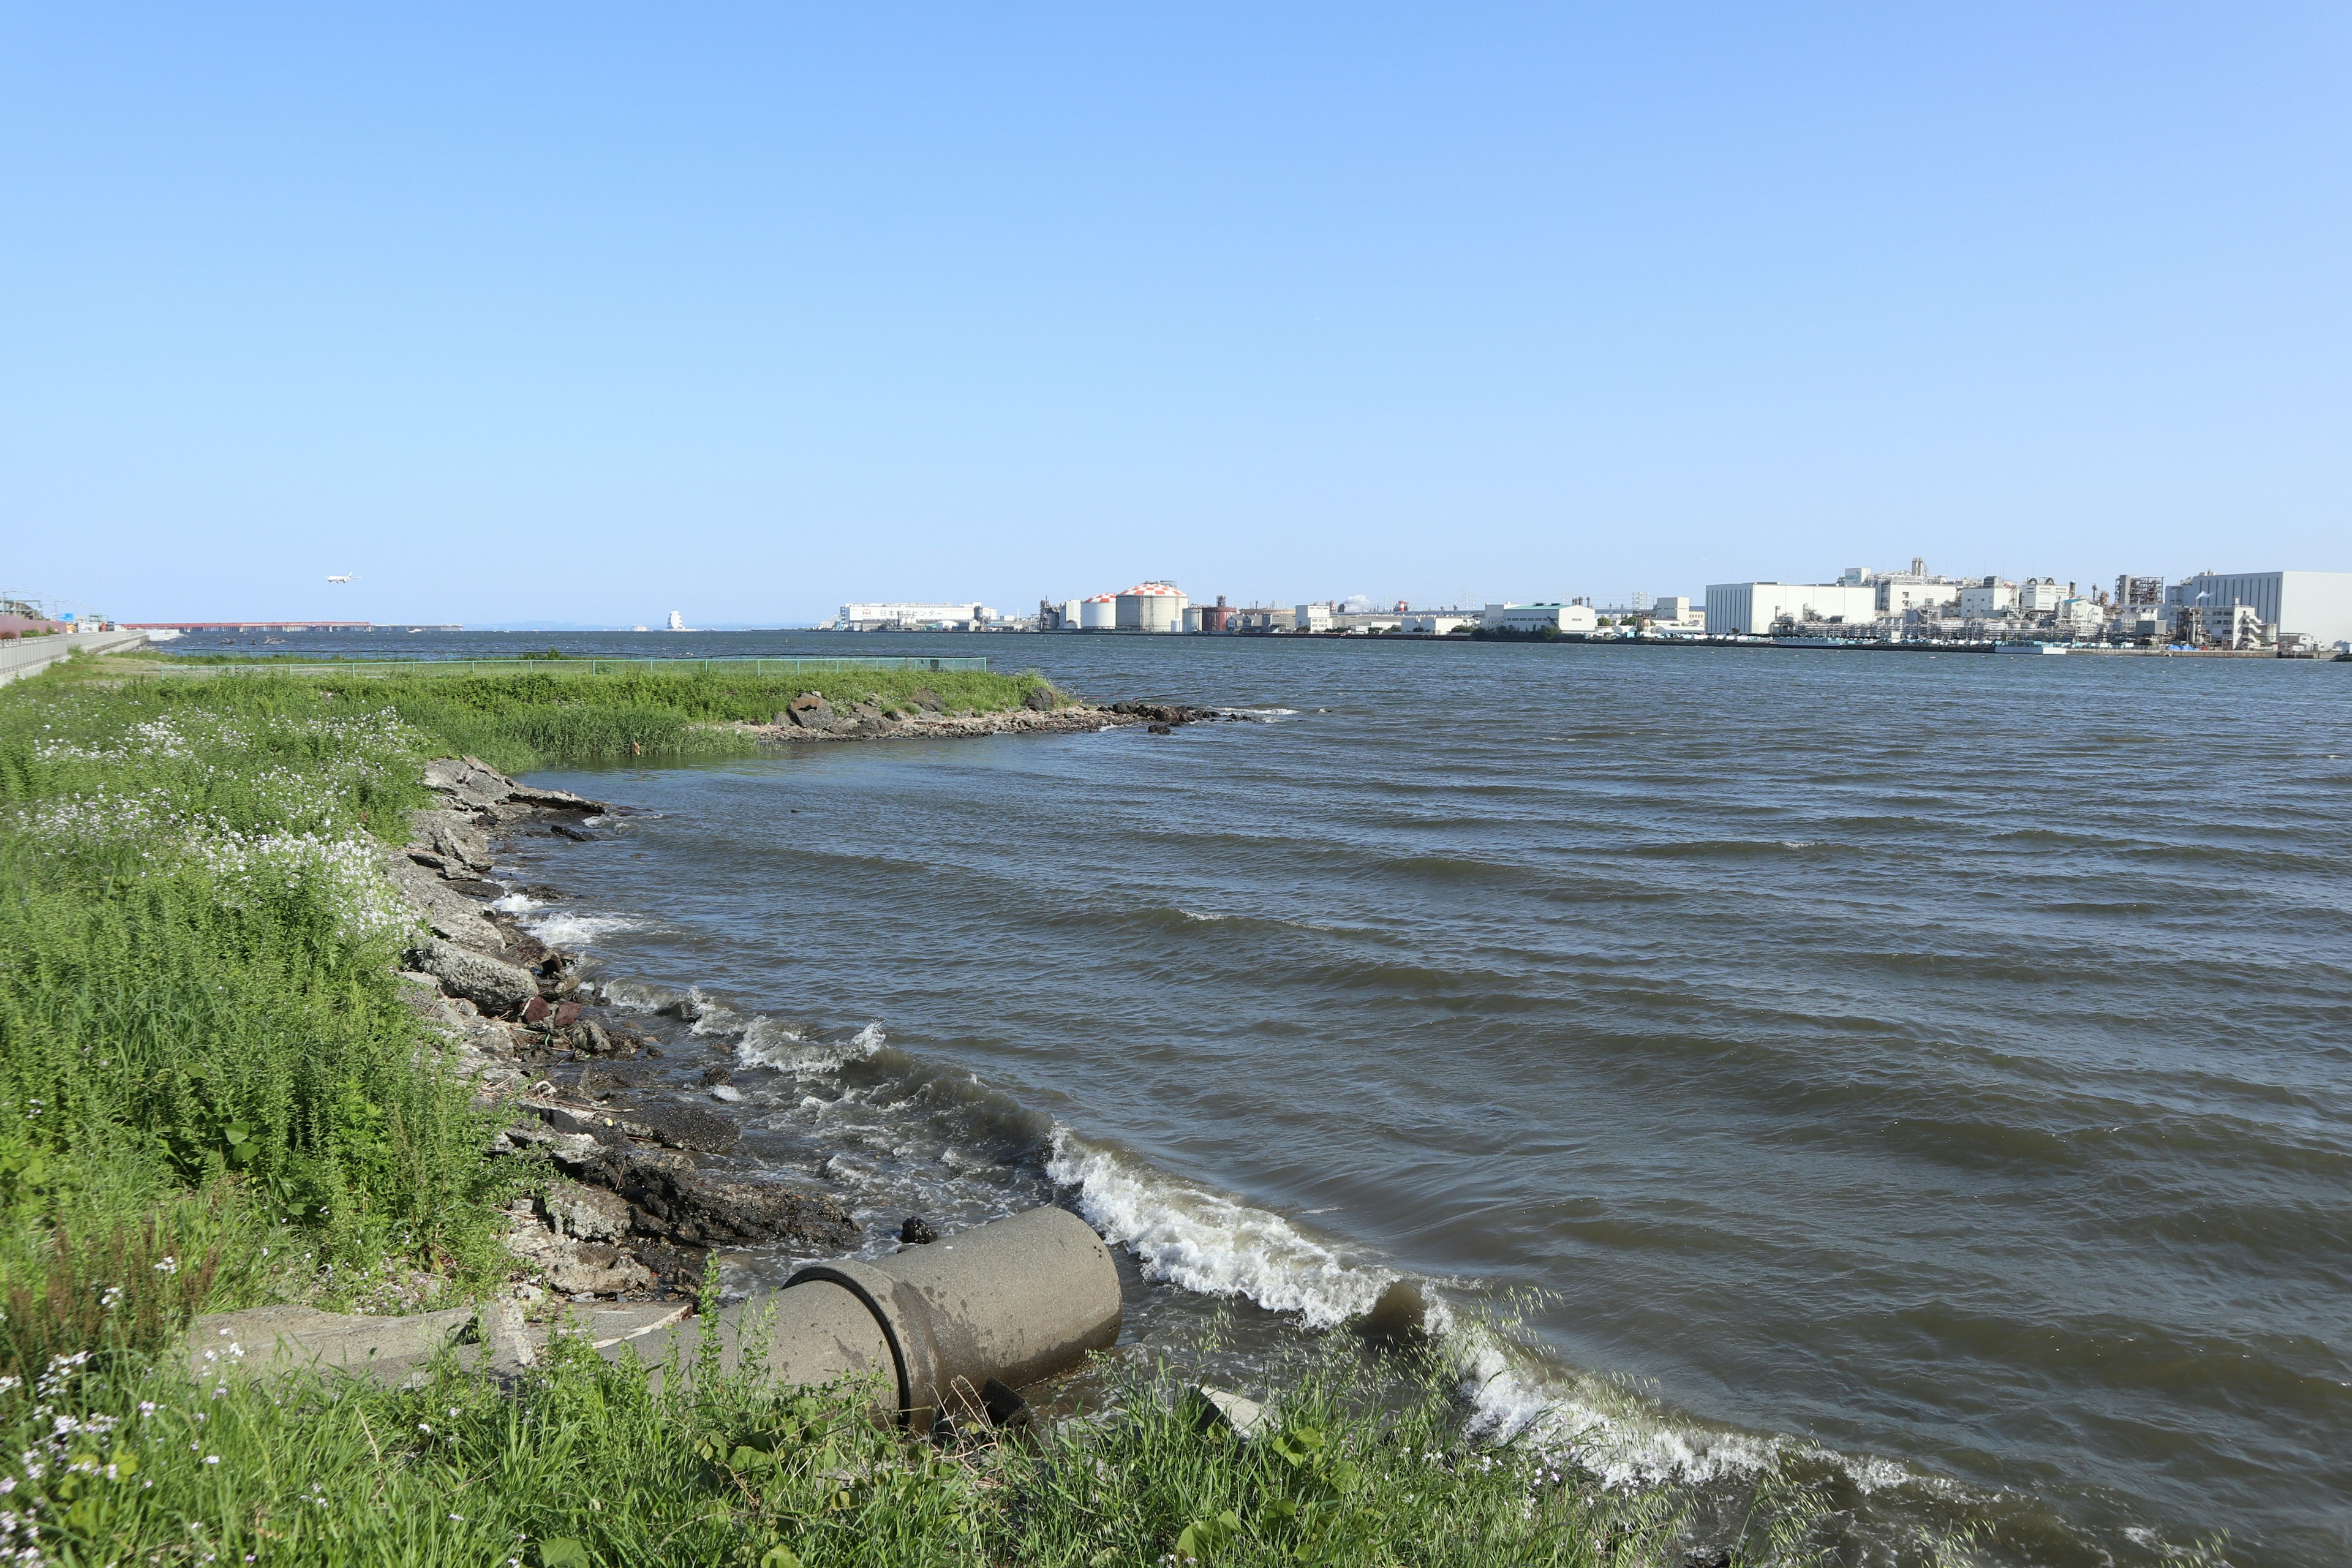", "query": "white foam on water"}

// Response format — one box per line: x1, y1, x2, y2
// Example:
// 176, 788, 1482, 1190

490, 892, 543, 914
597, 978, 674, 1013
1044, 1125, 1951, 1504
1044, 1126, 1398, 1329
739, 1018, 887, 1076
521, 911, 641, 947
